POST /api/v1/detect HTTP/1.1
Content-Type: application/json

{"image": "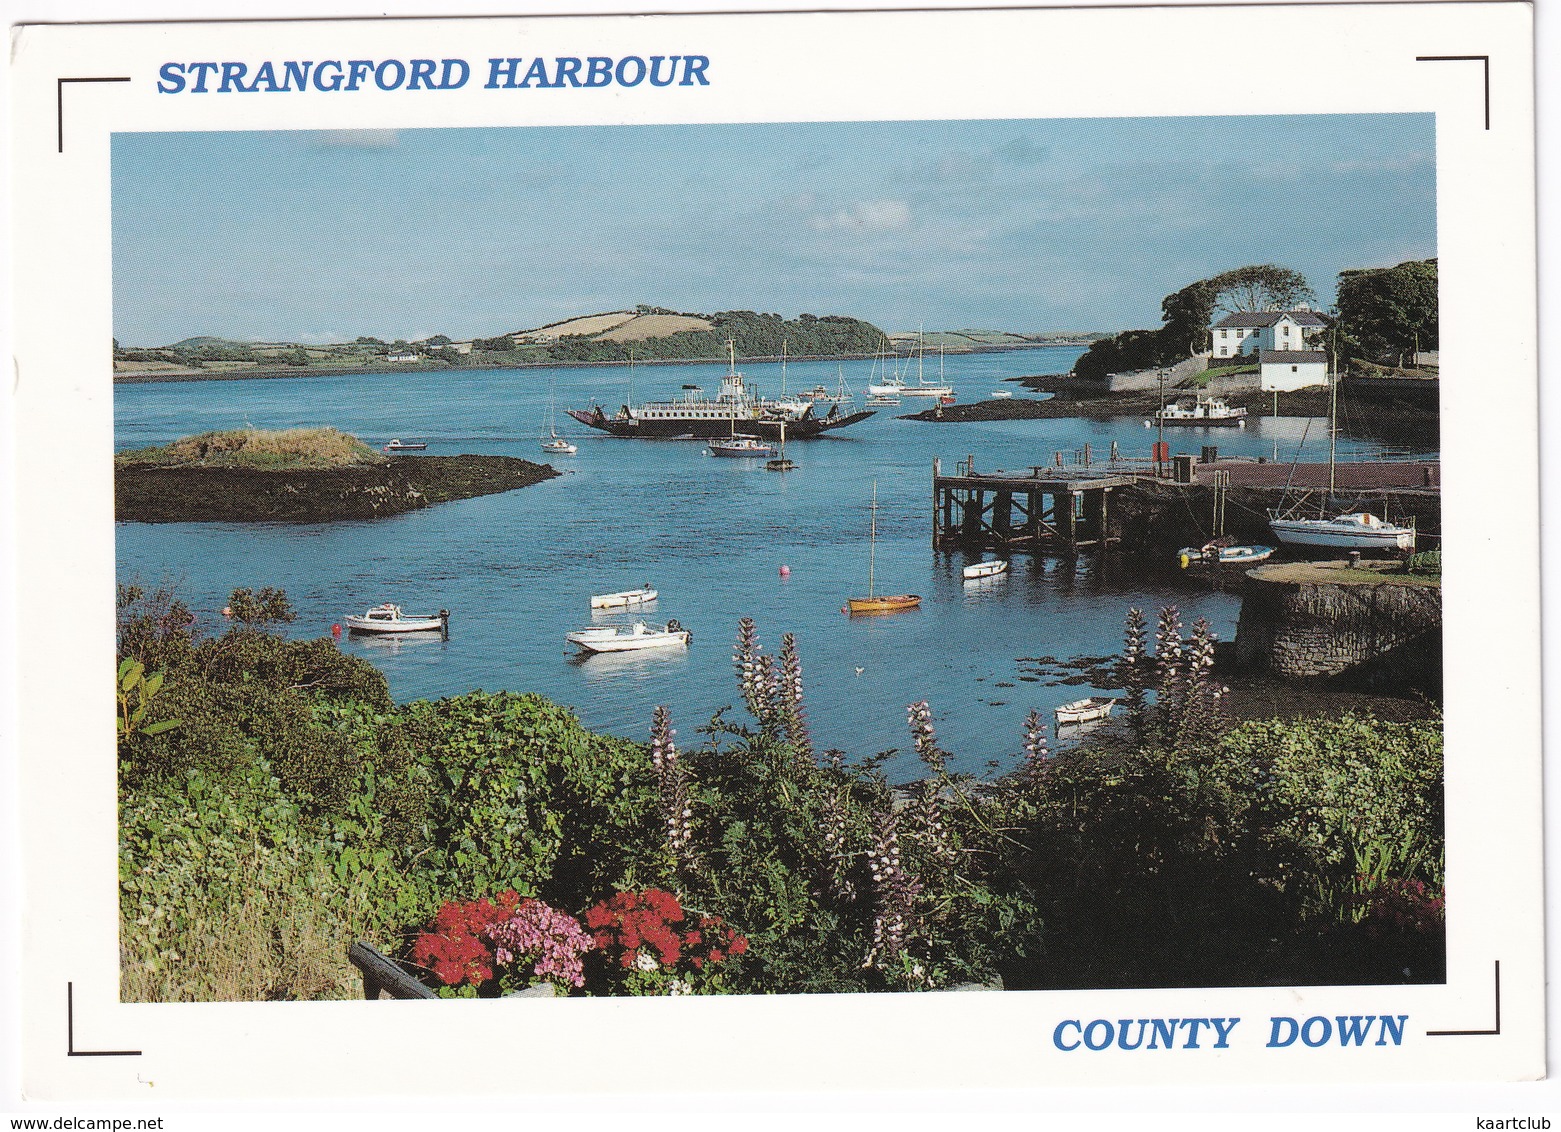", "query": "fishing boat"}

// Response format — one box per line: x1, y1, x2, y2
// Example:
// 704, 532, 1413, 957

569, 339, 874, 440
1267, 372, 1416, 551
590, 586, 658, 609
567, 619, 690, 653
1151, 396, 1247, 427
990, 390, 1013, 399
844, 482, 921, 615
1054, 696, 1117, 726
344, 603, 449, 635
707, 435, 775, 457
540, 378, 578, 455
962, 559, 1009, 580
1177, 543, 1277, 567
382, 438, 428, 453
